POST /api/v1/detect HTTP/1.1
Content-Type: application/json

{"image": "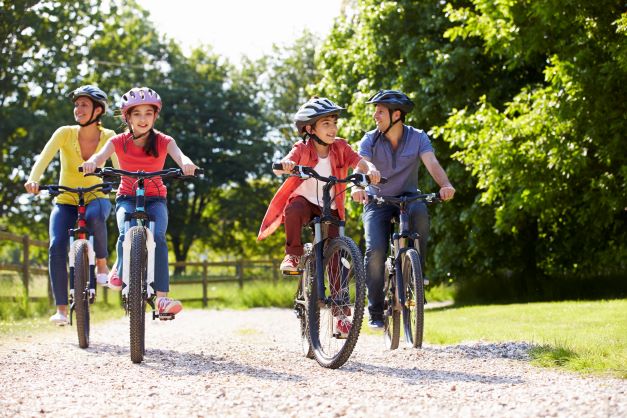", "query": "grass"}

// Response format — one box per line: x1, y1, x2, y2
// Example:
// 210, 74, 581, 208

422, 299, 627, 378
